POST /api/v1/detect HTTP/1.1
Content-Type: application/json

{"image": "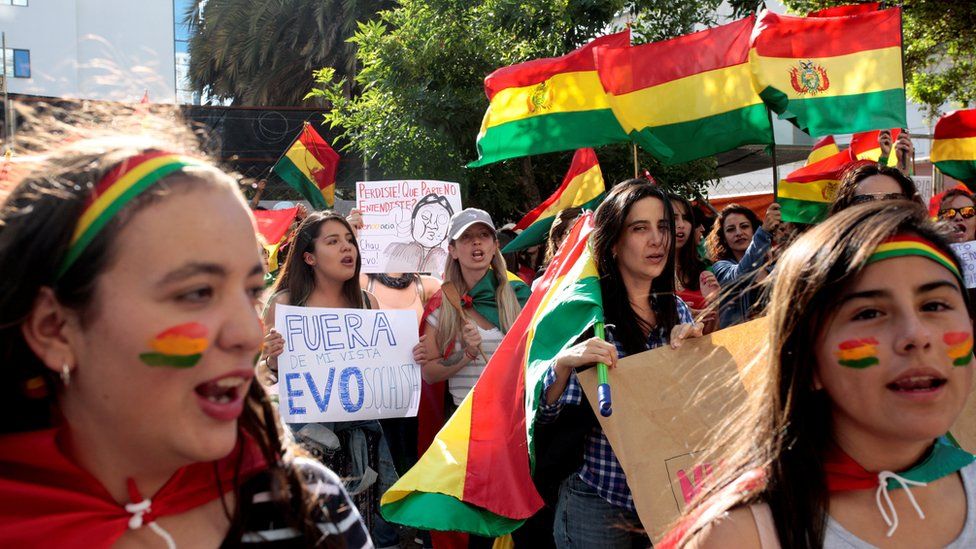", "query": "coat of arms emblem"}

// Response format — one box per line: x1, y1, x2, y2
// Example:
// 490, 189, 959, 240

527, 80, 553, 113
789, 60, 830, 95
